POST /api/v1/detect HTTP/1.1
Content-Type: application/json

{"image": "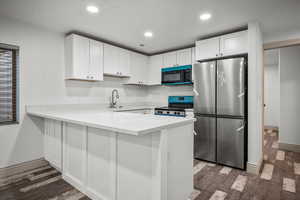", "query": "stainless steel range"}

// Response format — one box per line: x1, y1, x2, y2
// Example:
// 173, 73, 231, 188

154, 96, 193, 117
